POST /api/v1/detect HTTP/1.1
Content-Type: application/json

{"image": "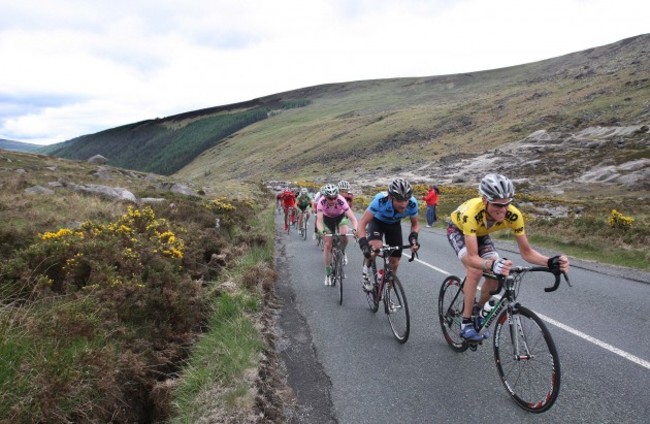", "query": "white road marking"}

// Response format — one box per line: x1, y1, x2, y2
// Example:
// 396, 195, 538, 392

408, 253, 650, 371
537, 313, 650, 370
